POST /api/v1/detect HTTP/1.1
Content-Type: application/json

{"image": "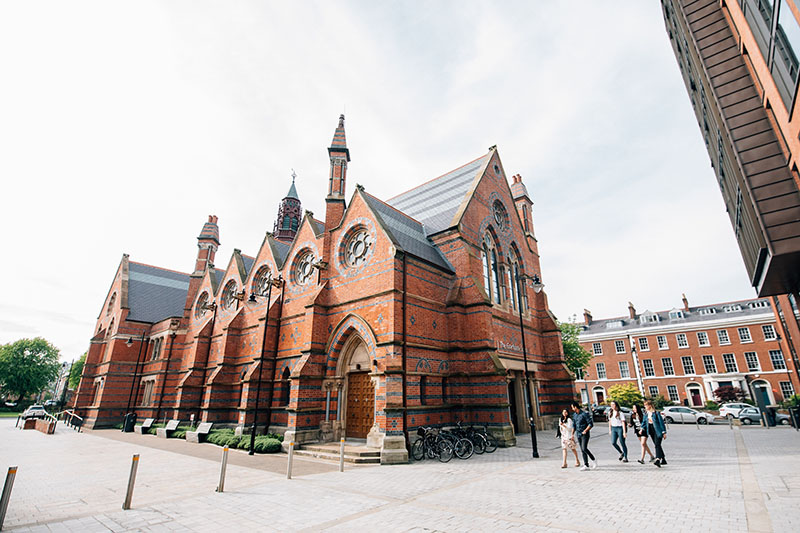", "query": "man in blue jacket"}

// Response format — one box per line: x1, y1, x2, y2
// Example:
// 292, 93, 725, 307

570, 401, 597, 470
